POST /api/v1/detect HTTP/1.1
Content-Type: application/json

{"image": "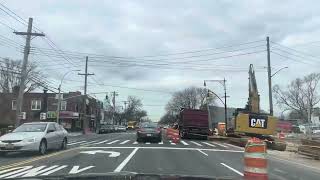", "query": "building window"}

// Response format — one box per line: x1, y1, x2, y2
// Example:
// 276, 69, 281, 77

31, 100, 41, 110
60, 101, 67, 111
12, 100, 17, 110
